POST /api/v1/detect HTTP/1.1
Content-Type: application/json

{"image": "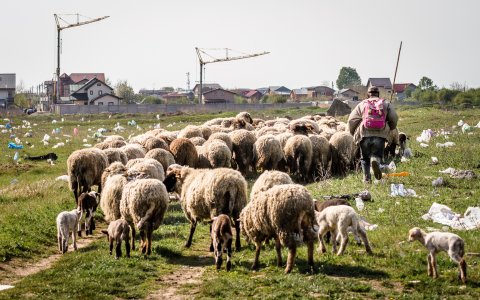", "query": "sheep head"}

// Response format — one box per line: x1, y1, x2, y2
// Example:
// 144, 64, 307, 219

408, 227, 425, 242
